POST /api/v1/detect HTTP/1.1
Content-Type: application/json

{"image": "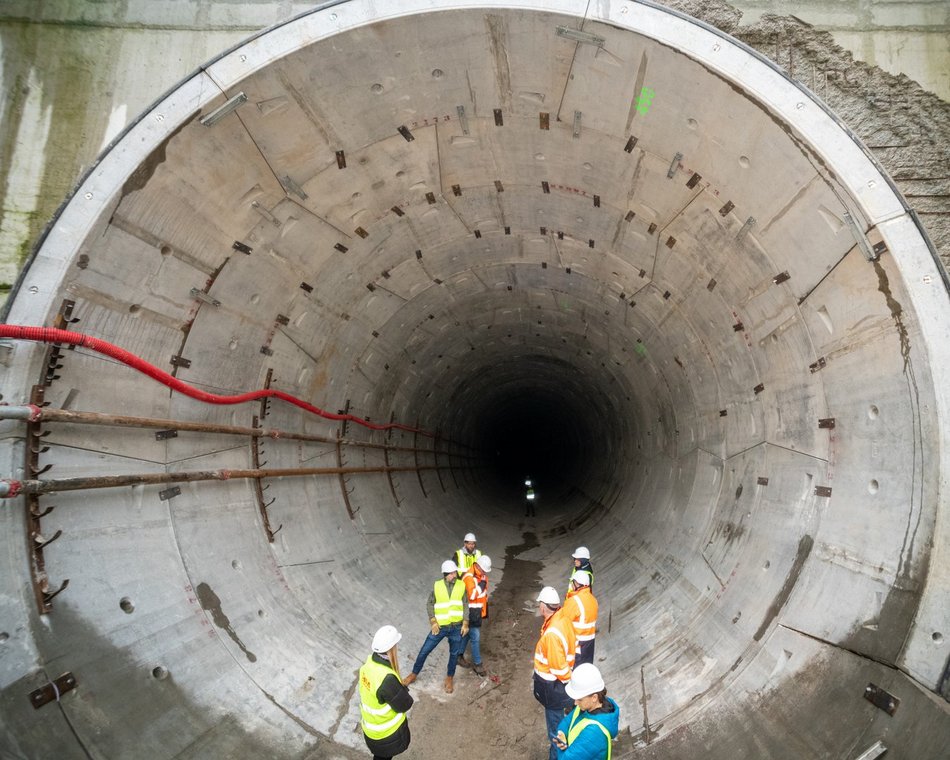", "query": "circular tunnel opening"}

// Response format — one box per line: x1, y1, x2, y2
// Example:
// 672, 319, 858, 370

432, 353, 628, 515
